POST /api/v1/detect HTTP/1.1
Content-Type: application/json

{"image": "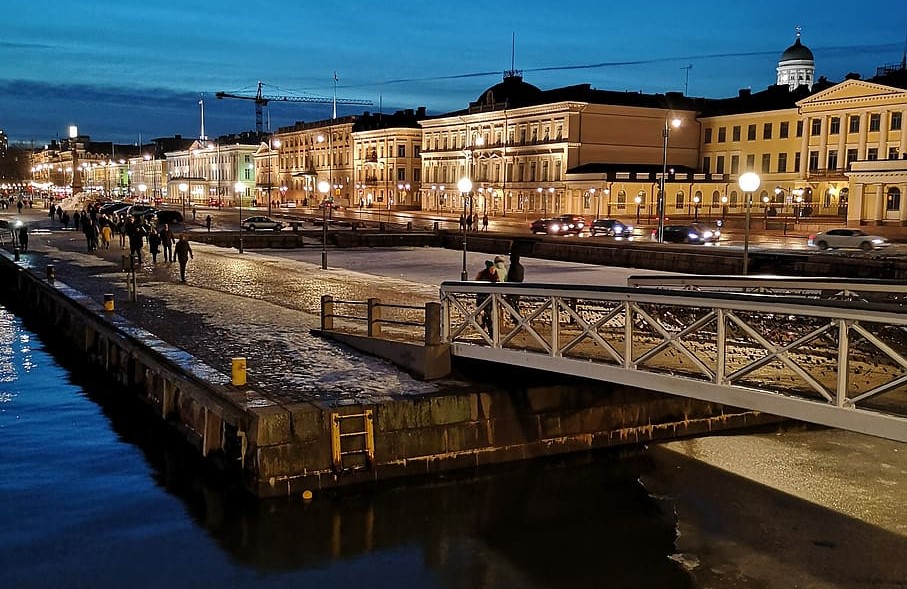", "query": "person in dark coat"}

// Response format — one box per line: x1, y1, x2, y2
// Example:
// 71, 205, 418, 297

474, 260, 499, 335
17, 224, 28, 252
174, 234, 193, 282
128, 221, 146, 263
159, 224, 174, 262
148, 228, 161, 263
505, 252, 525, 319
205, 215, 212, 232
